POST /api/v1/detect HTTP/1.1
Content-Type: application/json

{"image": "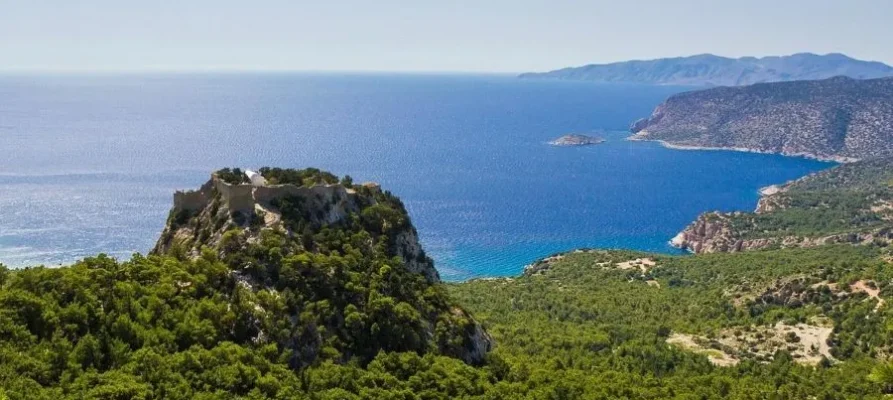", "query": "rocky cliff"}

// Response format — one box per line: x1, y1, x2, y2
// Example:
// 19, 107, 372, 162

672, 159, 893, 254
520, 53, 893, 86
152, 169, 491, 365
672, 214, 892, 254
629, 76, 893, 162
154, 173, 439, 282
670, 213, 746, 254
